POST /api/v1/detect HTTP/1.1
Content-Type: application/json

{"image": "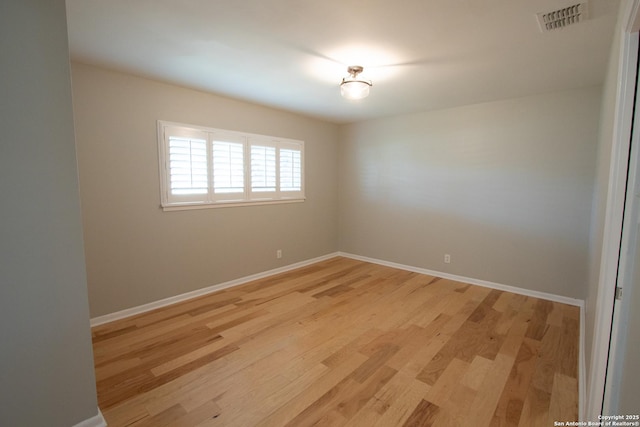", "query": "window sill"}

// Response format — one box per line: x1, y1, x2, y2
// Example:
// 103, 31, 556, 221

161, 198, 305, 212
